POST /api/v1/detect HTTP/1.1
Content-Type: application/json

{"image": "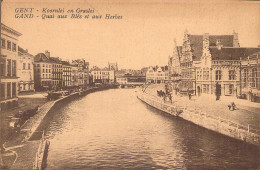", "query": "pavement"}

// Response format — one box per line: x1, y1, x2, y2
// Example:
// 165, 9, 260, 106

144, 84, 260, 132
0, 92, 48, 169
